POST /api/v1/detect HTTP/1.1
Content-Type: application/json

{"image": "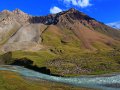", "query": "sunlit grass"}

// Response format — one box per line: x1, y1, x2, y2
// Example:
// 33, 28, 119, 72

0, 71, 94, 90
